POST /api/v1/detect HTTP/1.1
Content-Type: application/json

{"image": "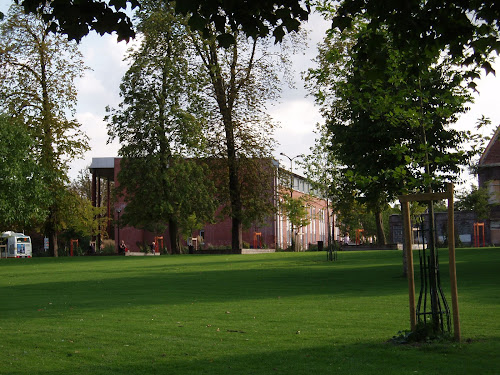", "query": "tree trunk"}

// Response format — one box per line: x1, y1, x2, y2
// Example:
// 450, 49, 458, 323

223, 125, 243, 253
168, 219, 180, 254
402, 240, 408, 277
294, 231, 300, 252
51, 230, 58, 258
375, 208, 387, 245
208, 41, 243, 254
231, 217, 242, 254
